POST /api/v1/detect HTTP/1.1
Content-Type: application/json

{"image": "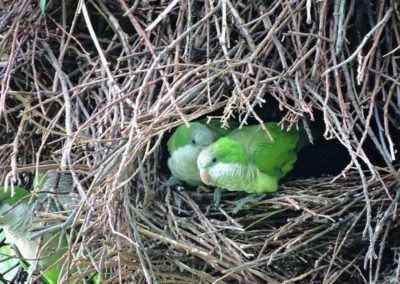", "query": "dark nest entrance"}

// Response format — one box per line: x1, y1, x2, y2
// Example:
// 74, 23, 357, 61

0, 0, 399, 283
